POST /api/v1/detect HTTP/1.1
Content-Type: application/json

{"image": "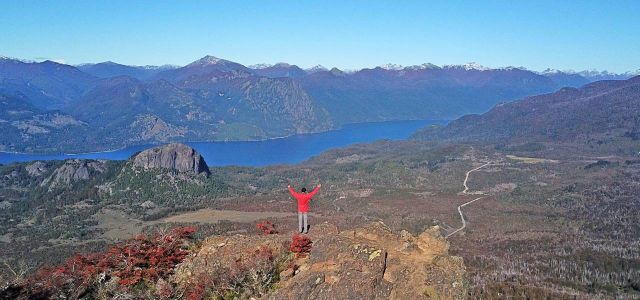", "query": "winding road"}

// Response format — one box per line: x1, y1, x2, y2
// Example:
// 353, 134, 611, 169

328, 160, 494, 237
447, 162, 491, 238
460, 162, 491, 195
446, 196, 485, 238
